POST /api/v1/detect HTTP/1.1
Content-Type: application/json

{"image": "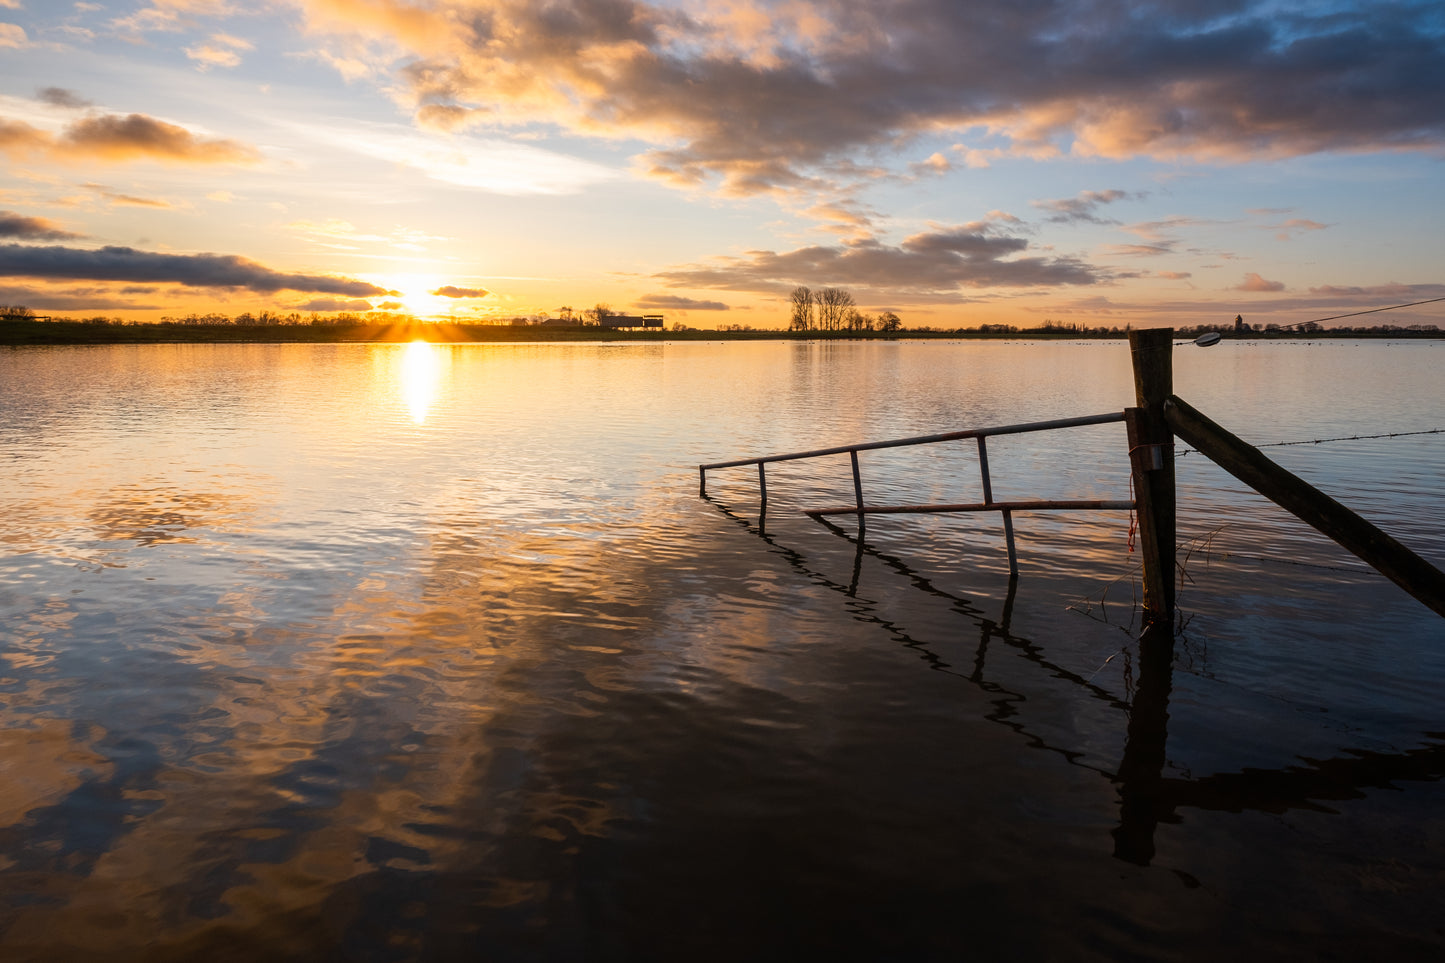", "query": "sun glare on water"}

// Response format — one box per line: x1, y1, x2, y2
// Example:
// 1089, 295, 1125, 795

400, 340, 441, 424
